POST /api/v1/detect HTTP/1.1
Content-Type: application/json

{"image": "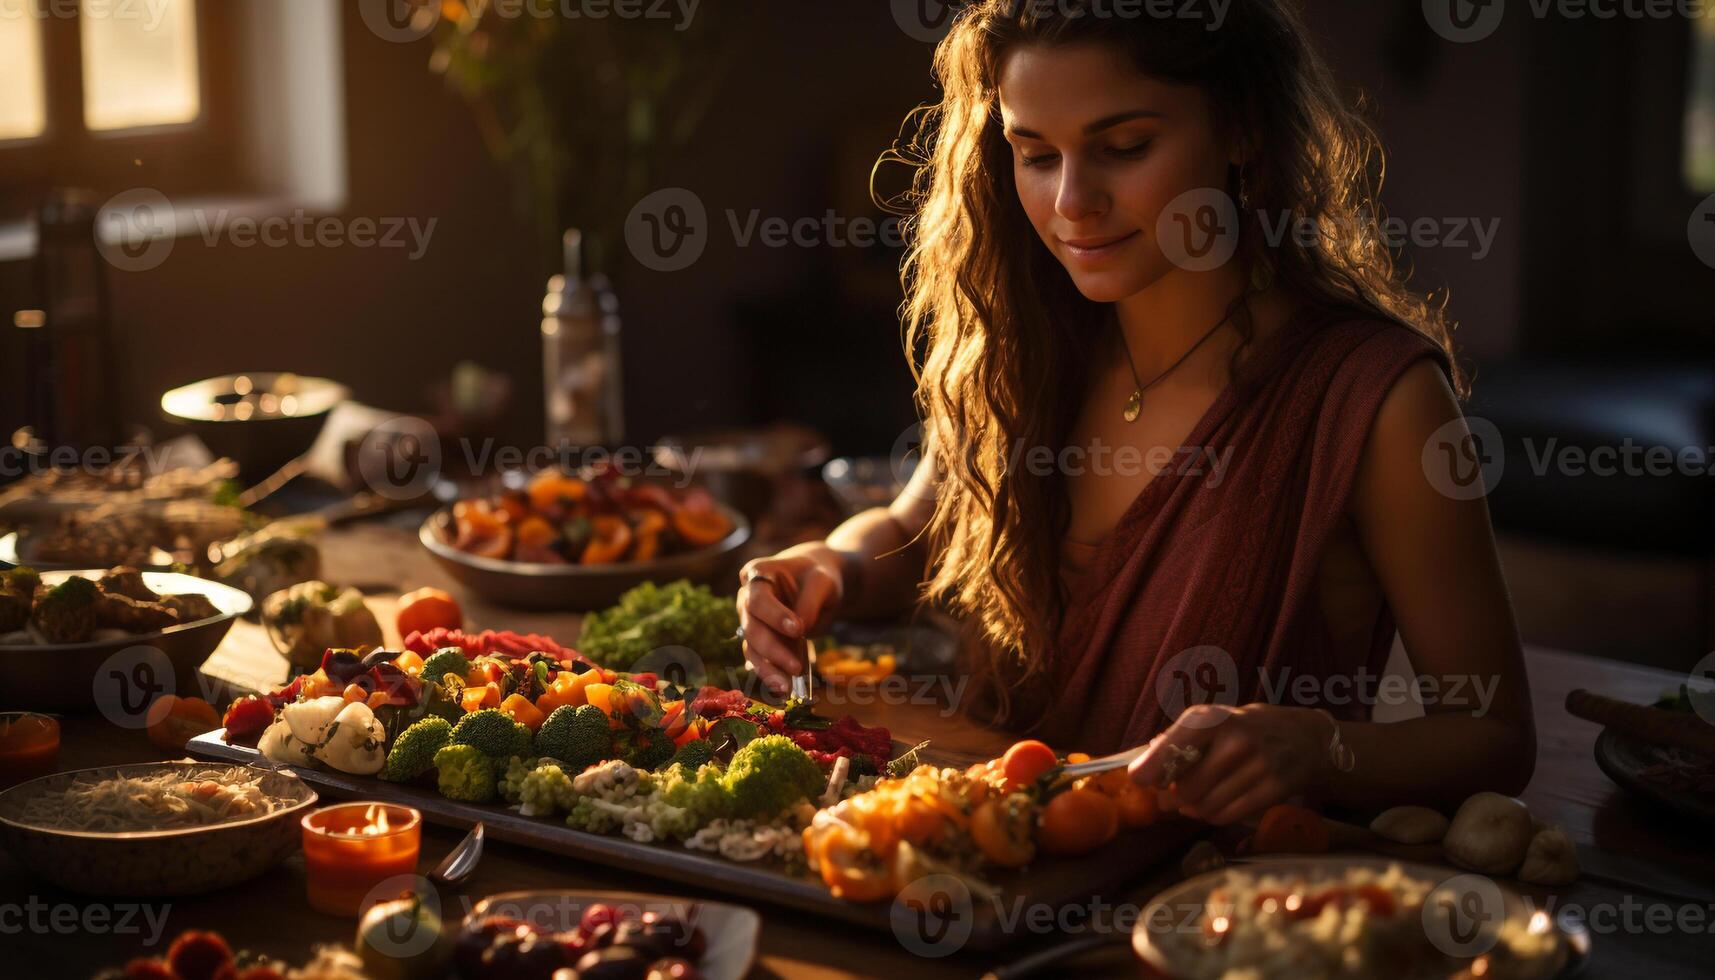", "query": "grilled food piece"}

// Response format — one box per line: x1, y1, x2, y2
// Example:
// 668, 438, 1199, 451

0, 568, 37, 633
98, 566, 160, 603
160, 592, 219, 624
93, 591, 181, 633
